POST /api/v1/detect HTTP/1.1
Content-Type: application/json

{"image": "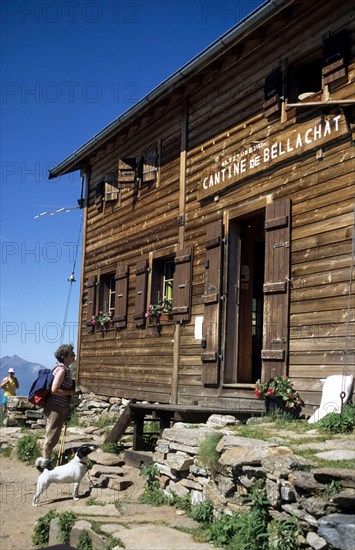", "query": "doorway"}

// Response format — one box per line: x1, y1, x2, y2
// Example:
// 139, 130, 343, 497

224, 211, 265, 384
